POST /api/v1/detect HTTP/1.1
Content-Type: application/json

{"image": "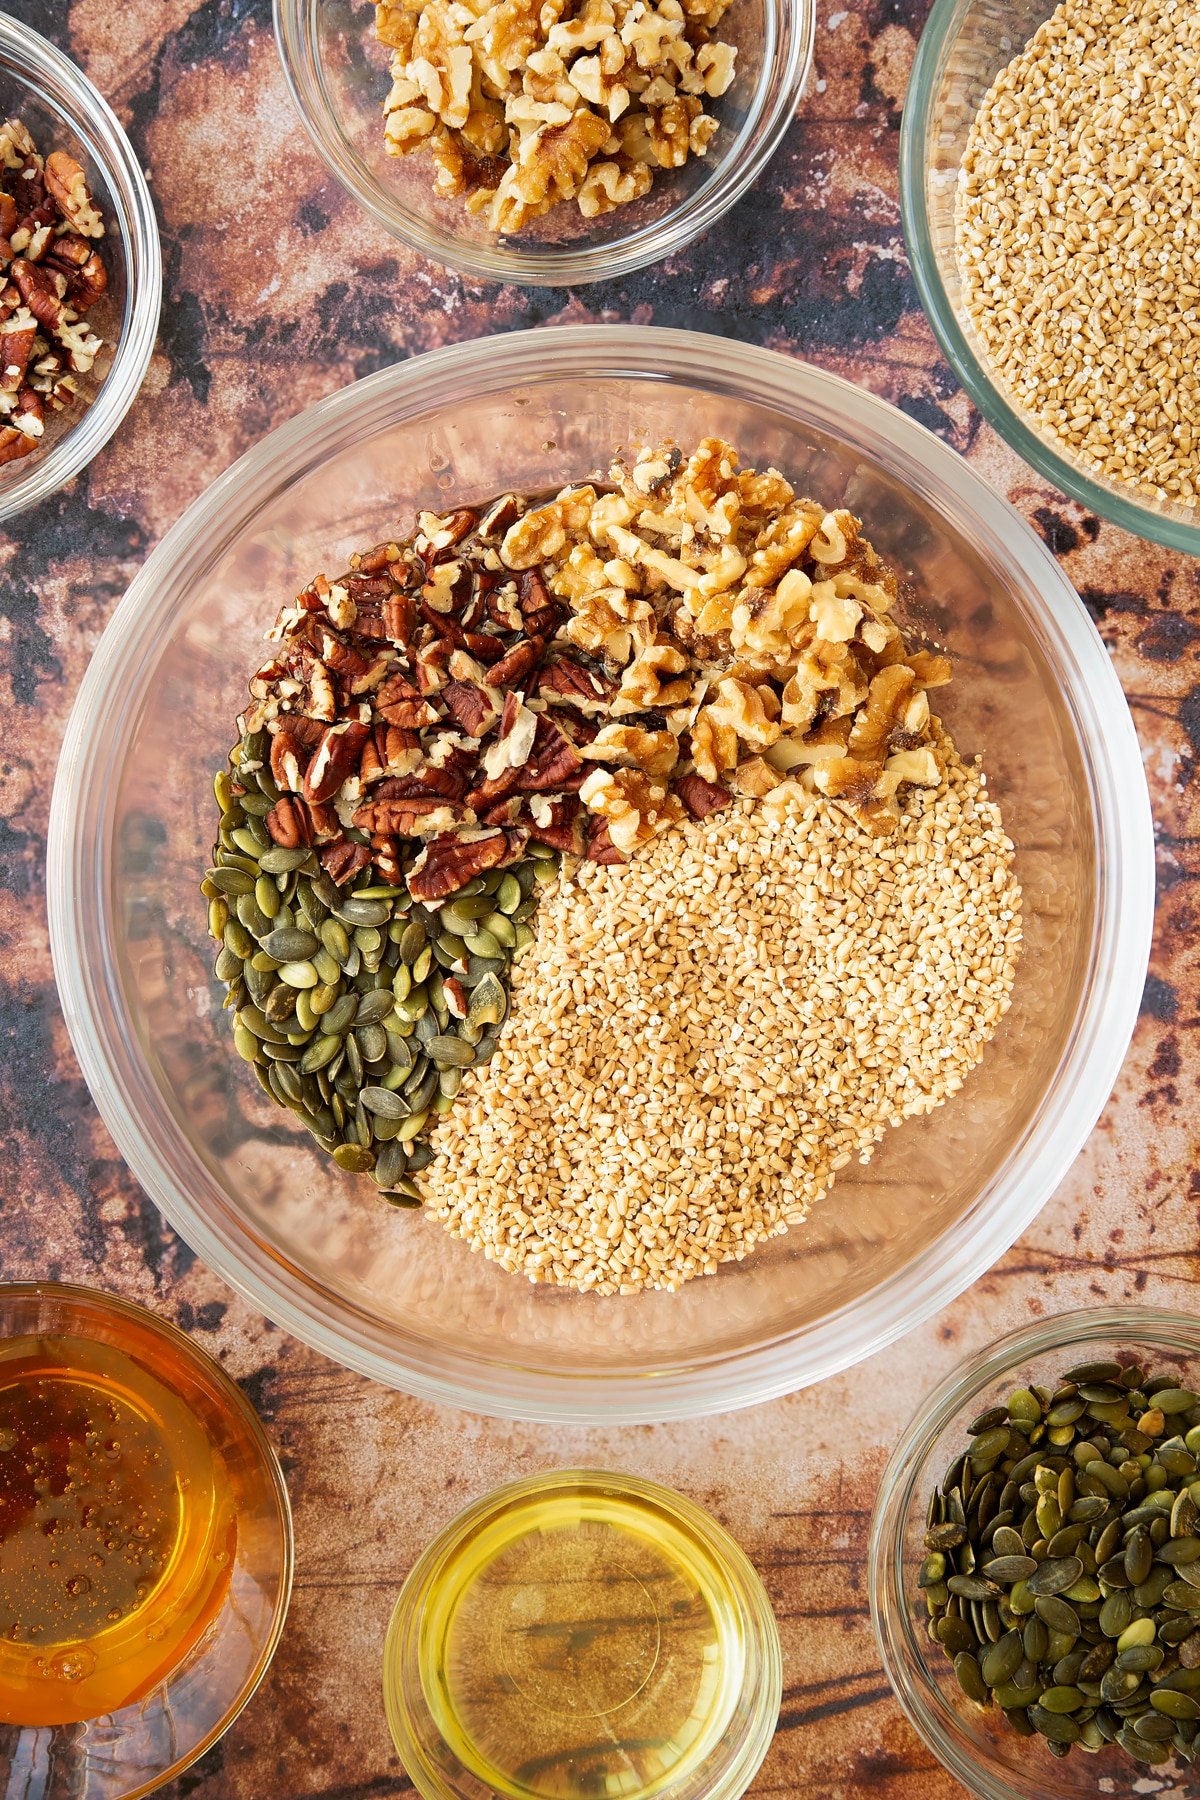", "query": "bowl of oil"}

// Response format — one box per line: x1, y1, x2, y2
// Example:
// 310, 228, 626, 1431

0, 1282, 292, 1797
383, 1468, 782, 1800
